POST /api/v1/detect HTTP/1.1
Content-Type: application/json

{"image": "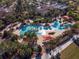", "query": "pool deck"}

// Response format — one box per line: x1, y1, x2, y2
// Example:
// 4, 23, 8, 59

12, 22, 71, 45
12, 21, 72, 45
37, 28, 71, 46
13, 28, 67, 45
